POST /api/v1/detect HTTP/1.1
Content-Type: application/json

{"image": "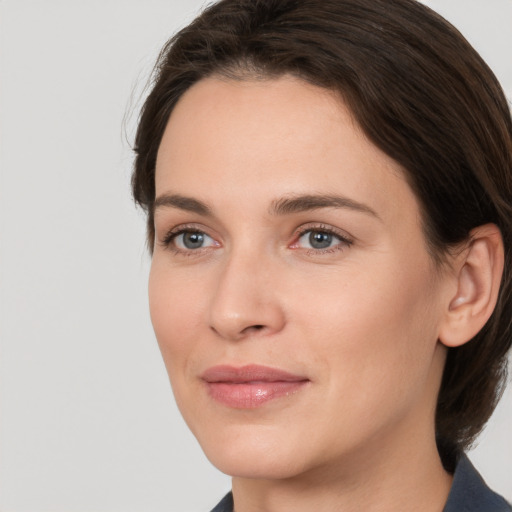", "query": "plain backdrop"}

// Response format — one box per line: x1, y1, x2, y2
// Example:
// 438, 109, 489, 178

0, 1, 511, 511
